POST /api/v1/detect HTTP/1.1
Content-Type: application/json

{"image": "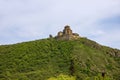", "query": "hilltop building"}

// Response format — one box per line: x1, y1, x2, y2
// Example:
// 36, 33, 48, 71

55, 25, 80, 40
